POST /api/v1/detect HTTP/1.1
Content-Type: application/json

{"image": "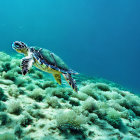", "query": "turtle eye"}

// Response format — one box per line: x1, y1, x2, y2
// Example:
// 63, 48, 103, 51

13, 41, 21, 48
15, 44, 21, 49
15, 42, 20, 46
